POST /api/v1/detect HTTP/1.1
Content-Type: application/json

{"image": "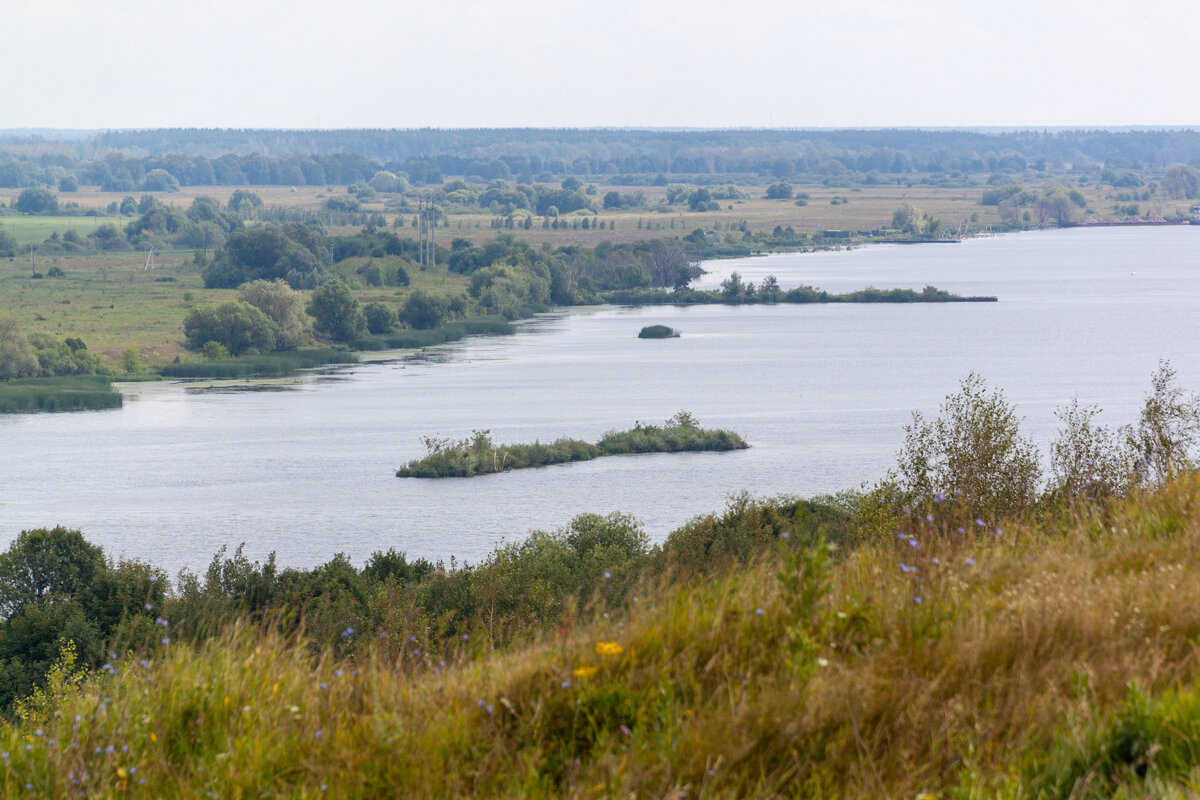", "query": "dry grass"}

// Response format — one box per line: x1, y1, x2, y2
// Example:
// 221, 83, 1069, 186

6, 478, 1200, 796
